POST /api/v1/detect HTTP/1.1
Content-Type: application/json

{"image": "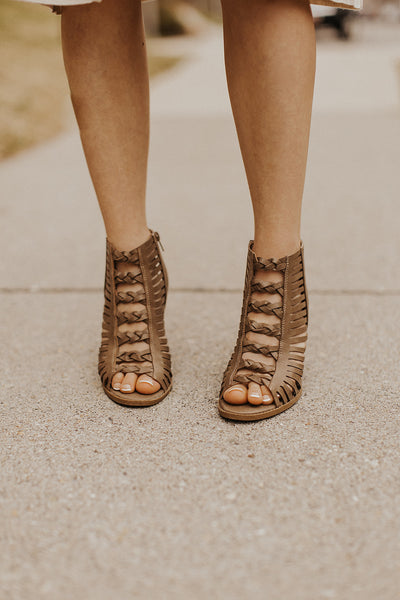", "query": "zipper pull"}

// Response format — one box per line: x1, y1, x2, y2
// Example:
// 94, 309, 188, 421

153, 231, 164, 251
